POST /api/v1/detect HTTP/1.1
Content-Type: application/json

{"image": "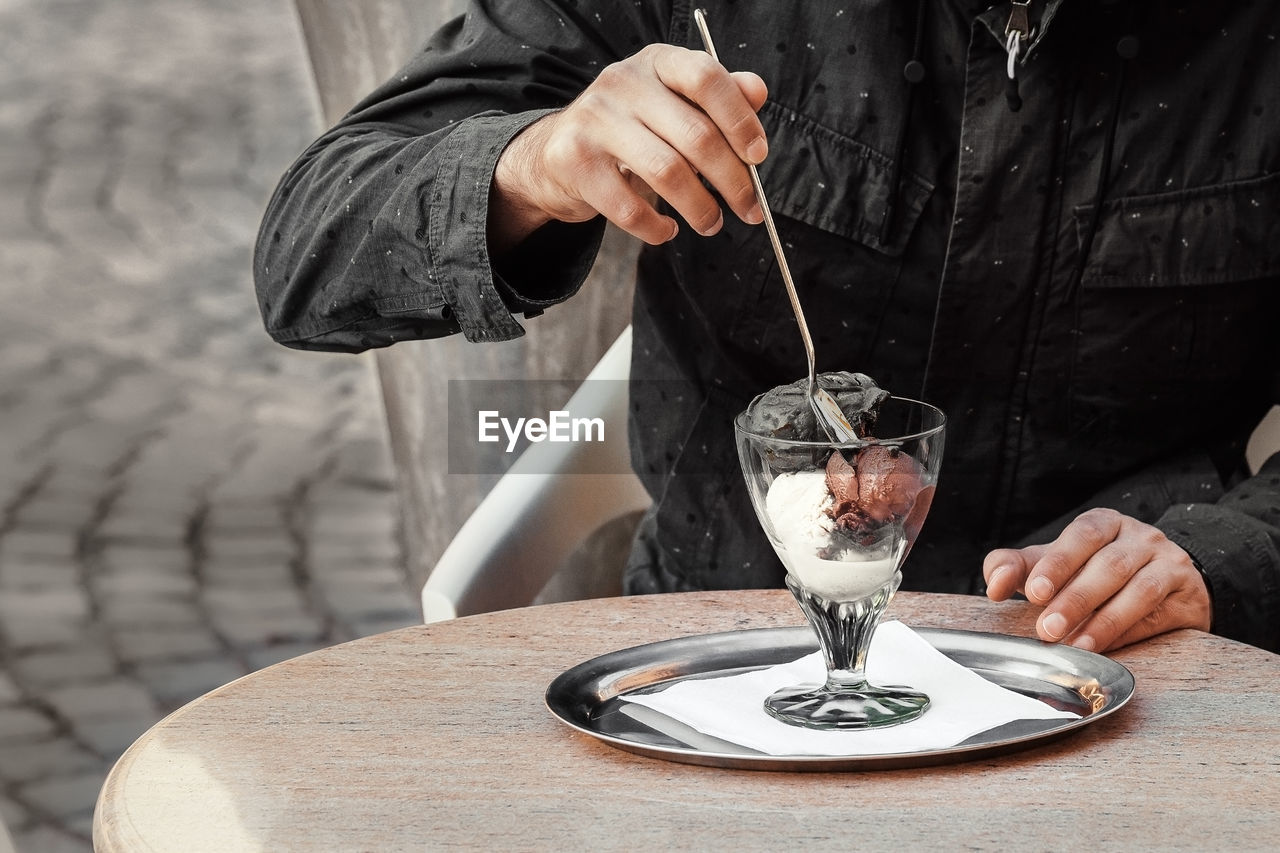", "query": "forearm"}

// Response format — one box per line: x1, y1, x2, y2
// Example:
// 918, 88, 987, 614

256, 111, 578, 349
254, 0, 669, 351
